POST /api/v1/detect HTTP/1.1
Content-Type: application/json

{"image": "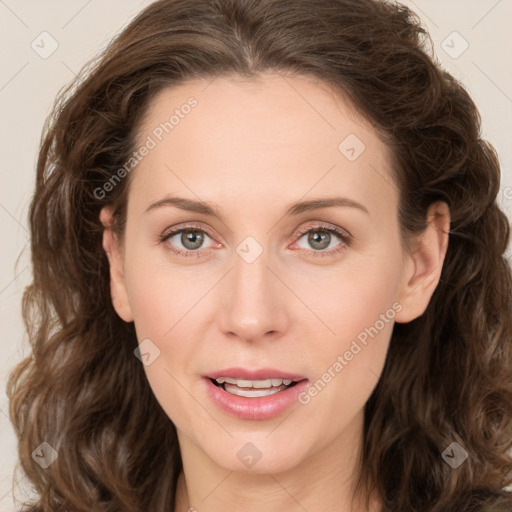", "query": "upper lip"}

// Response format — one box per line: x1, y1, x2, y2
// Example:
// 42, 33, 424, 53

205, 367, 308, 381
